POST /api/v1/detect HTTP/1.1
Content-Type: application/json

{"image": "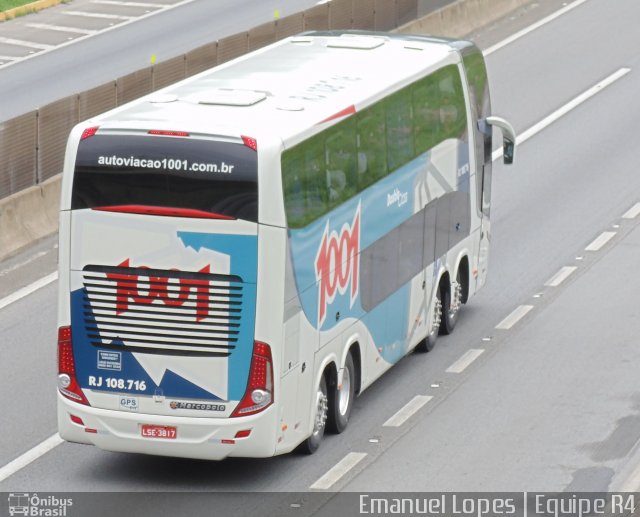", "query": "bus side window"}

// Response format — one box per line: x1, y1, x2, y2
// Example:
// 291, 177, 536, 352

282, 151, 306, 228
437, 67, 467, 141
283, 136, 329, 228
305, 137, 329, 222
413, 78, 440, 155
385, 88, 414, 171
462, 49, 492, 217
325, 119, 357, 208
356, 103, 387, 189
